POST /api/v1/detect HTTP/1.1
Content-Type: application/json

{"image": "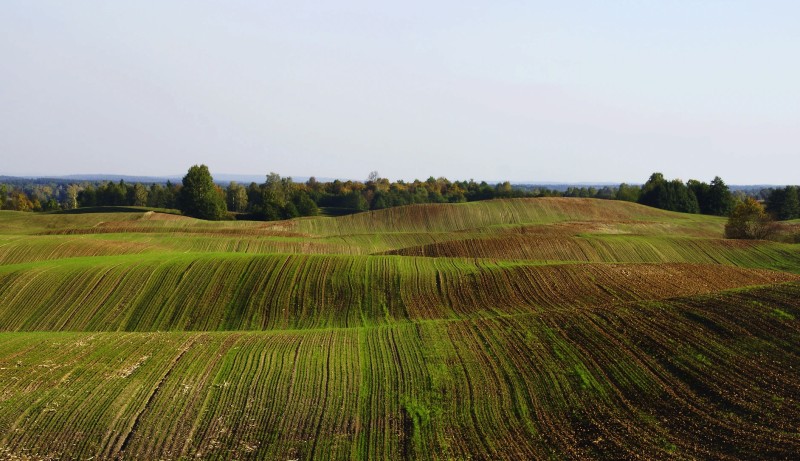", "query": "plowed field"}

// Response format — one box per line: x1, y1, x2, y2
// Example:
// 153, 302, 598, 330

0, 198, 798, 460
